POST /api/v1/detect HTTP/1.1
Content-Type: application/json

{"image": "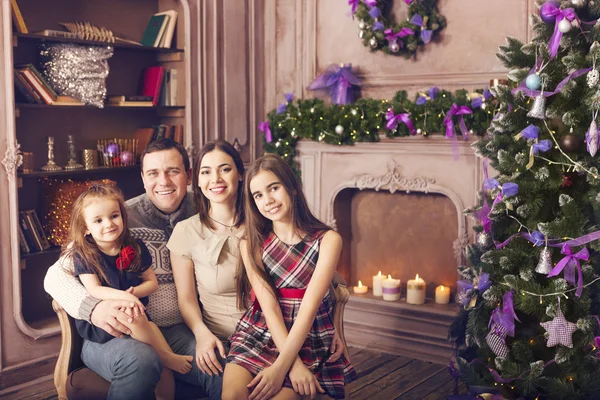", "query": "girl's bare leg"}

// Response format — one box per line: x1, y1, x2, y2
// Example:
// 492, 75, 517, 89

222, 363, 254, 400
